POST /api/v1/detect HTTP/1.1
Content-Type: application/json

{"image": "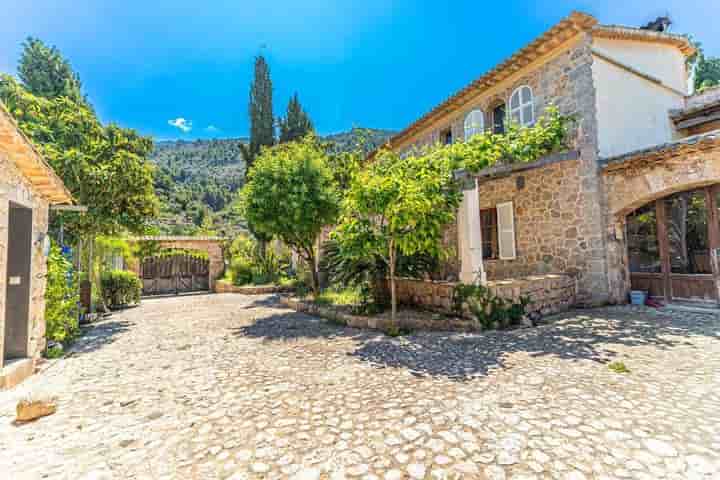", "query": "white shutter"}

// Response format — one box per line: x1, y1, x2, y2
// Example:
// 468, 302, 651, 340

497, 201, 516, 260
